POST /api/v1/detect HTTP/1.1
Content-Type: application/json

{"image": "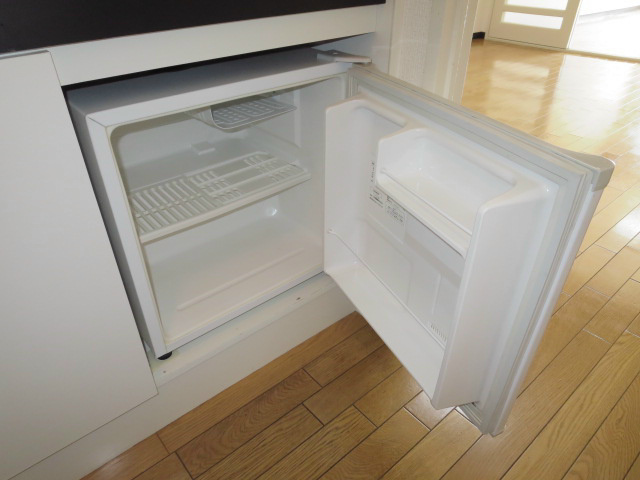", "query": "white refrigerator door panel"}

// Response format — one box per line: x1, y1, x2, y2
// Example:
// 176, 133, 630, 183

324, 67, 613, 429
